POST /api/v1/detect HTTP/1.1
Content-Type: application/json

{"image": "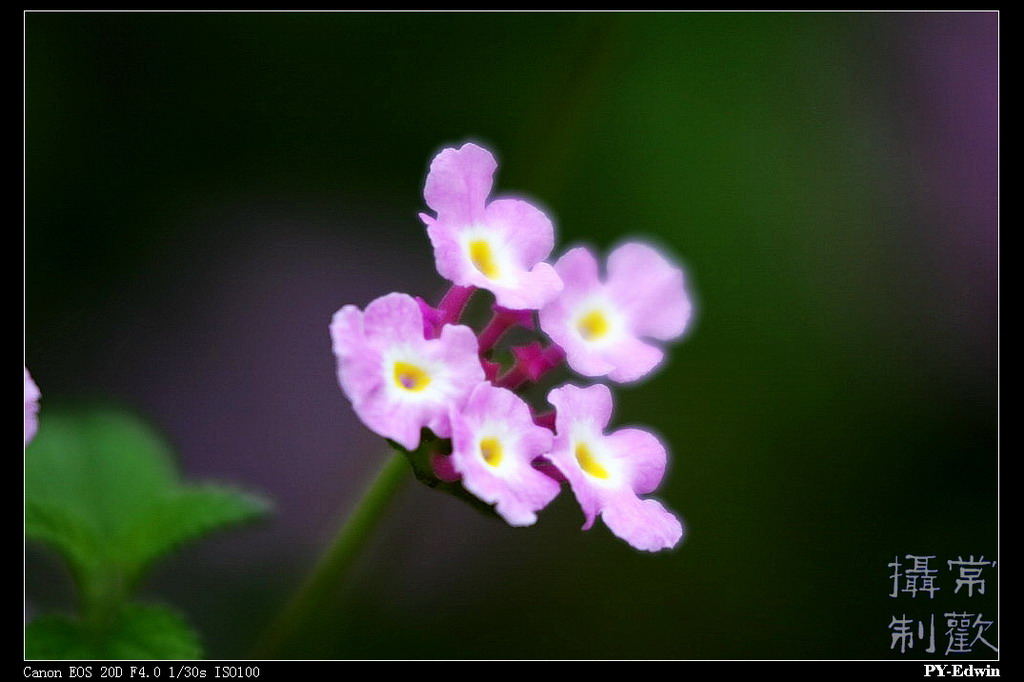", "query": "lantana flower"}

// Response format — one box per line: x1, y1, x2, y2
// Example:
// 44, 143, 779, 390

445, 382, 560, 526
327, 142, 696, 552
545, 383, 683, 552
330, 292, 485, 451
25, 367, 40, 446
539, 243, 692, 383
419, 142, 563, 310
